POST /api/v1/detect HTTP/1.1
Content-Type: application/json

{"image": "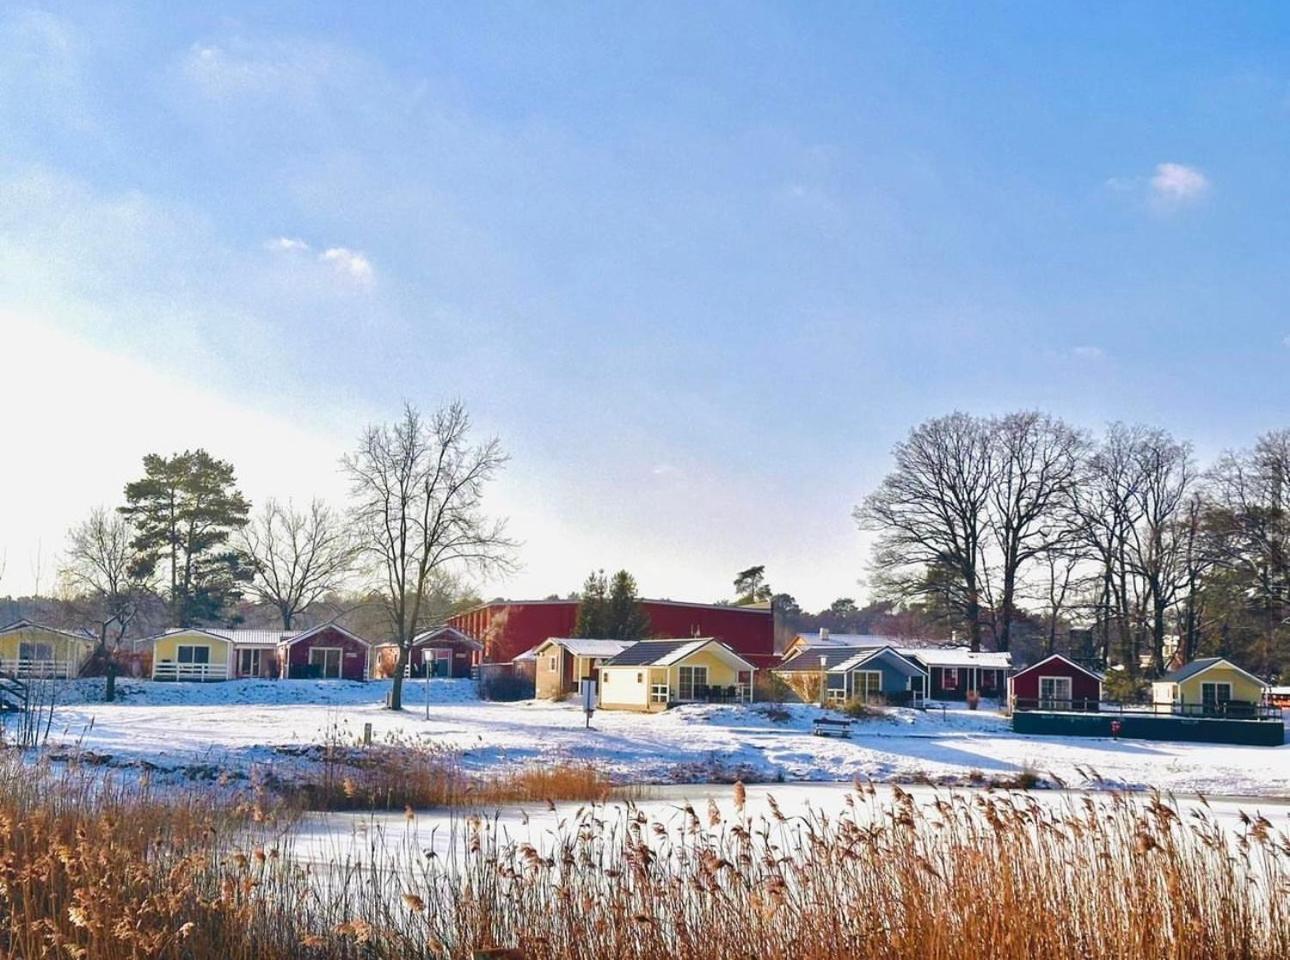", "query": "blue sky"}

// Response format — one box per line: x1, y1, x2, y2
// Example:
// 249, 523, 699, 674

2, 2, 1288, 610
